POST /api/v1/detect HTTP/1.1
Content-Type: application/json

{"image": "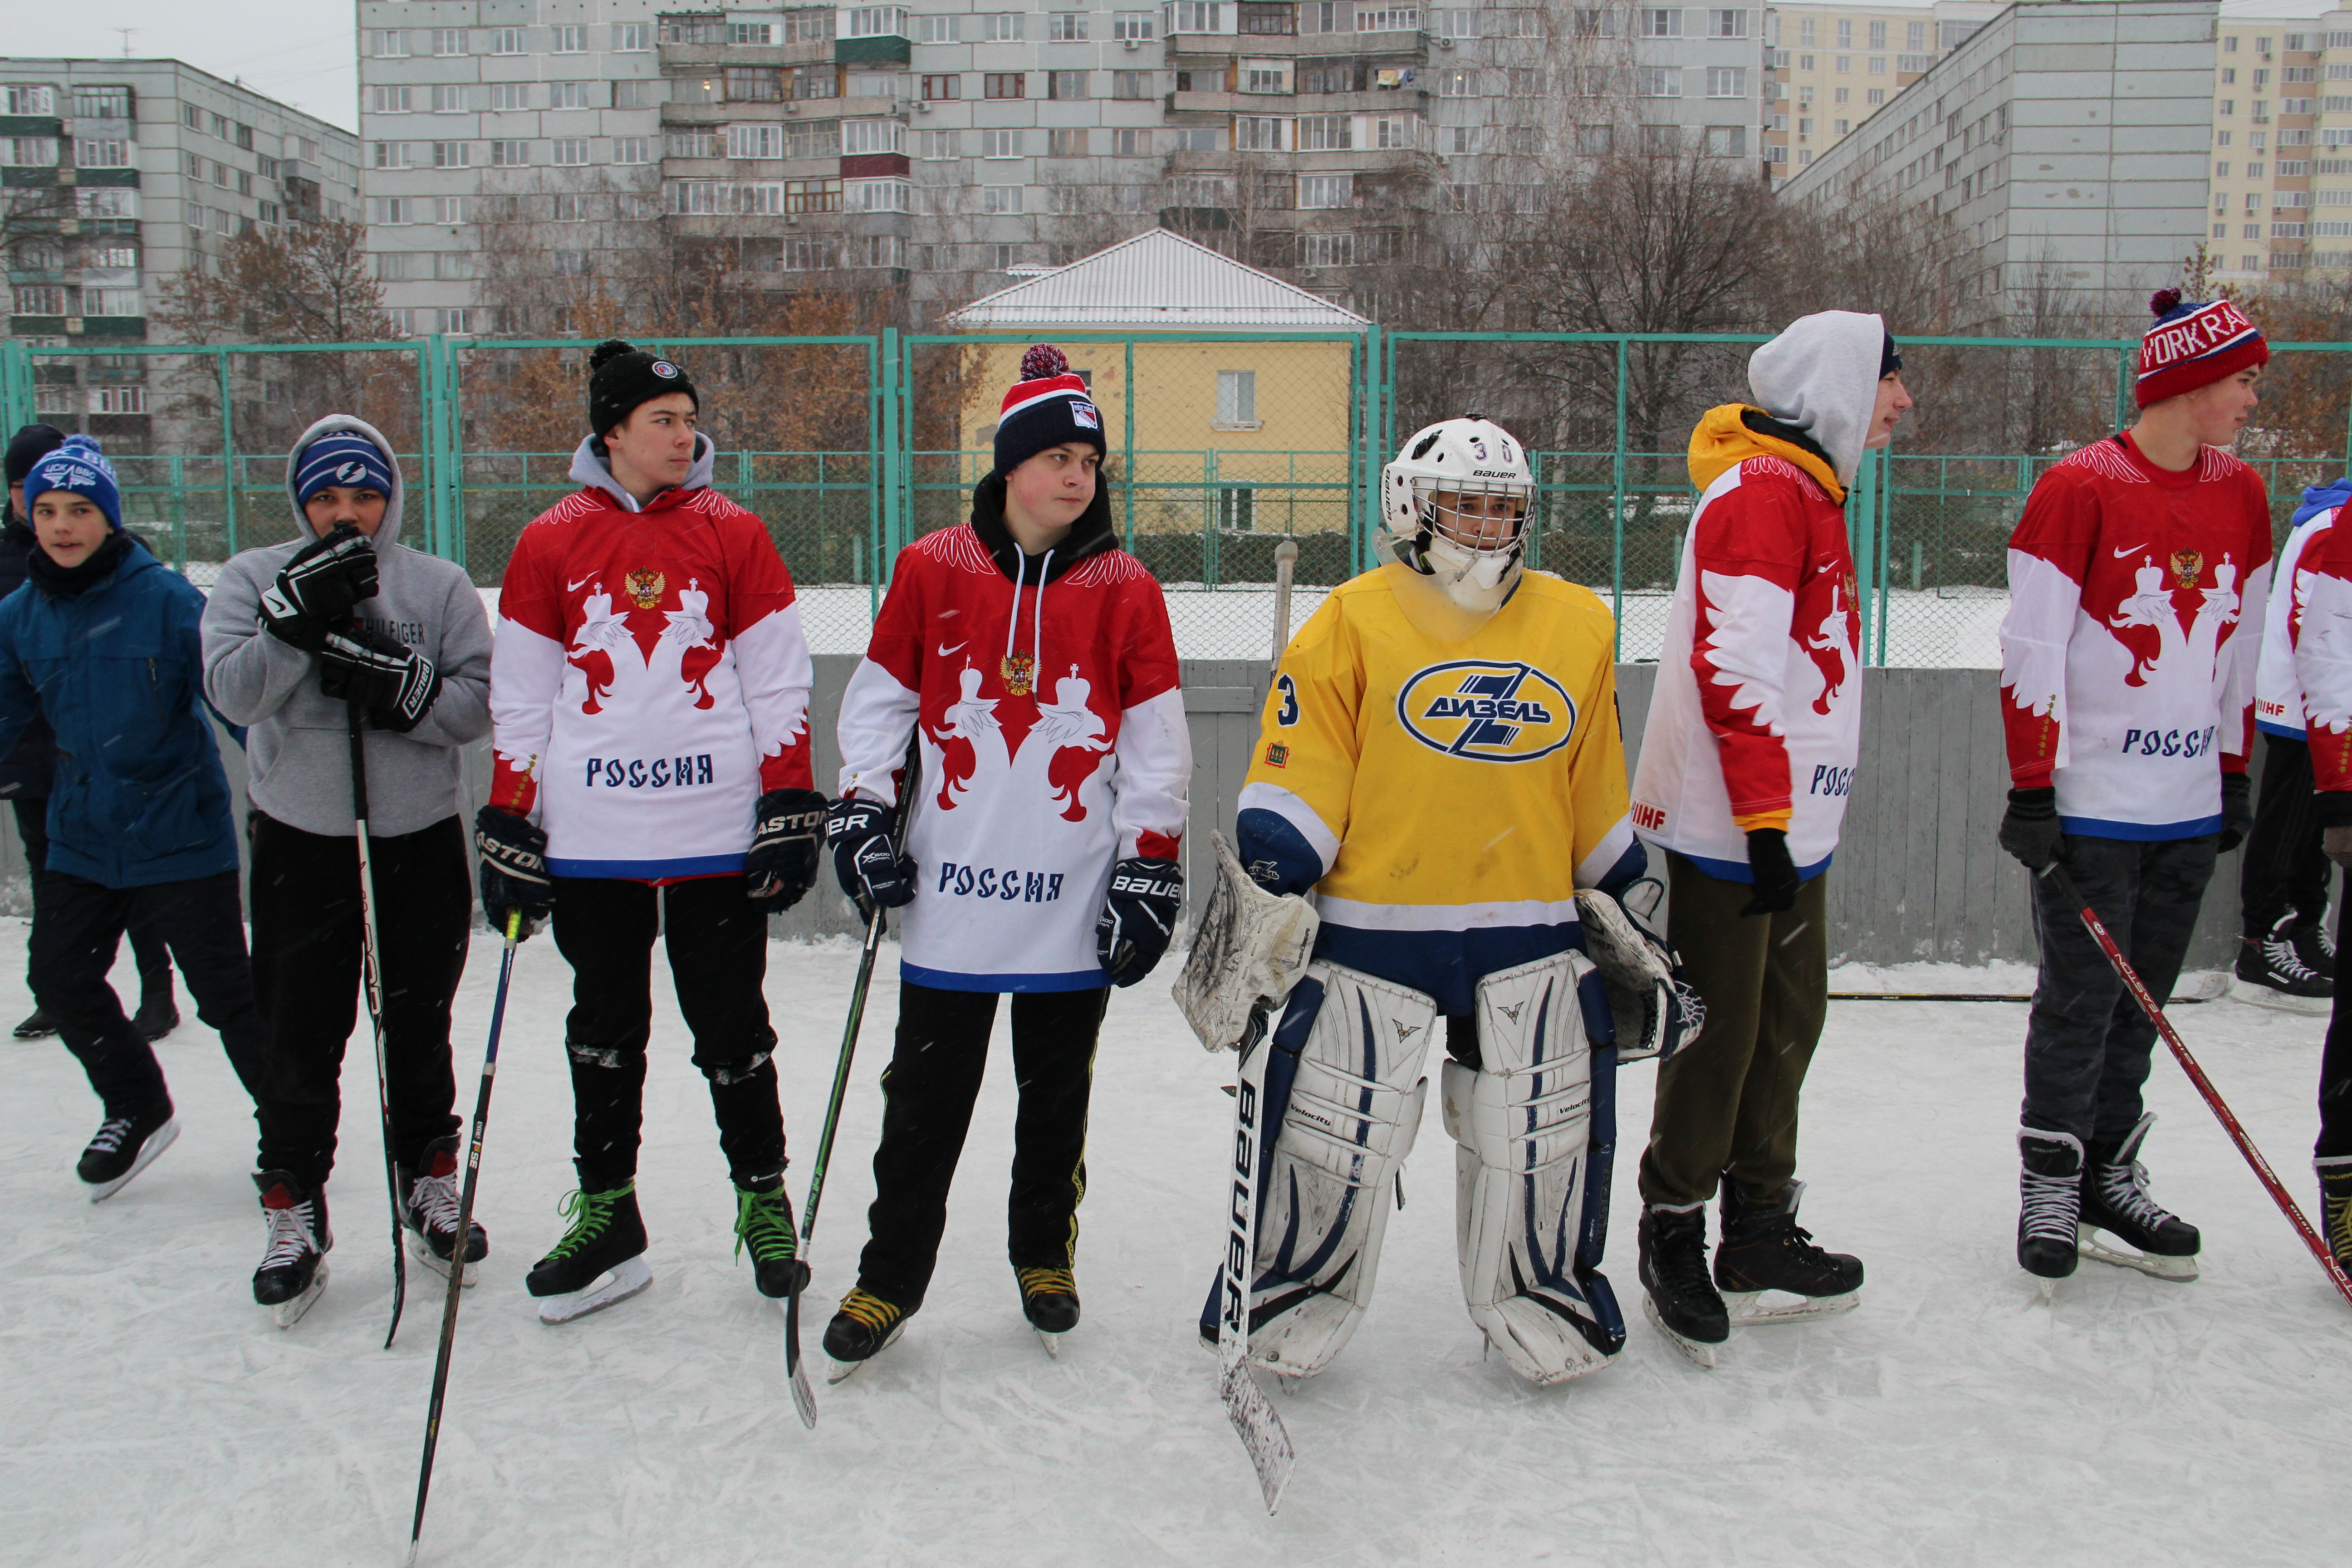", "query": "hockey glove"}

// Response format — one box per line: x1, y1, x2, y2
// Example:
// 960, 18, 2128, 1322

2216, 772, 2253, 853
474, 806, 553, 940
827, 795, 916, 915
319, 625, 442, 733
1997, 786, 2064, 872
259, 526, 377, 651
1098, 856, 1182, 987
1738, 828, 1800, 917
745, 787, 828, 913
